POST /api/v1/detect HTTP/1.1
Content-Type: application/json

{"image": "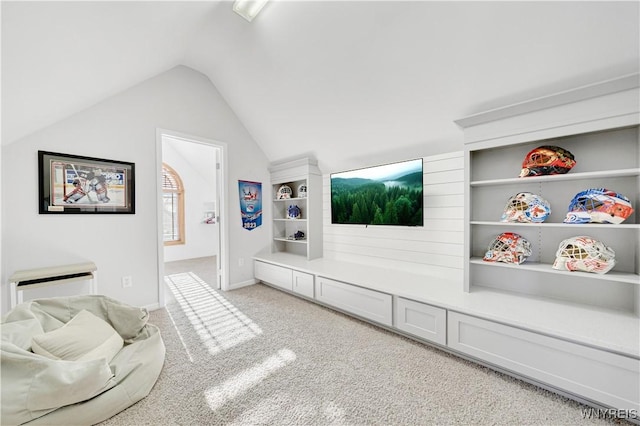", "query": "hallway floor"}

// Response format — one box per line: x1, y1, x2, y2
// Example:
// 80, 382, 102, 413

164, 256, 218, 303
